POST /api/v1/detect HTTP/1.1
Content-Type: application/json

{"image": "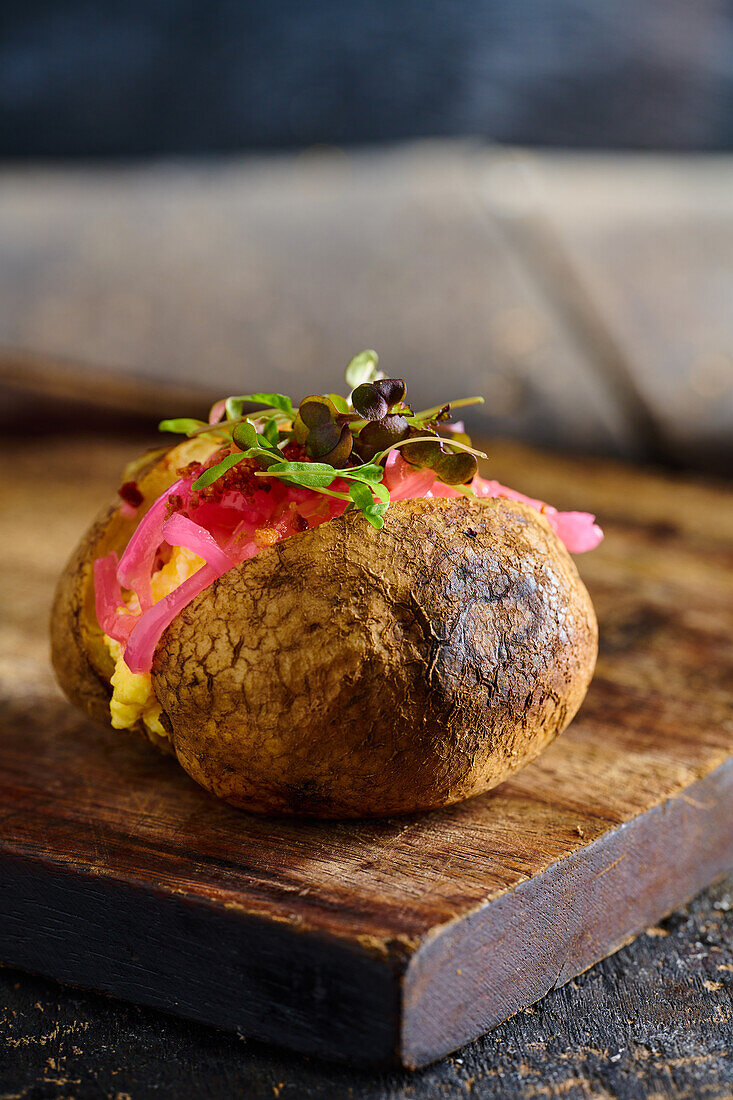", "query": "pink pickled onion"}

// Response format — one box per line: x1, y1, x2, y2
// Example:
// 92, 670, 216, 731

161, 513, 234, 573
117, 478, 189, 611
124, 563, 219, 674
208, 398, 227, 425
382, 451, 436, 500
93, 553, 138, 643
93, 553, 123, 634
547, 510, 604, 554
